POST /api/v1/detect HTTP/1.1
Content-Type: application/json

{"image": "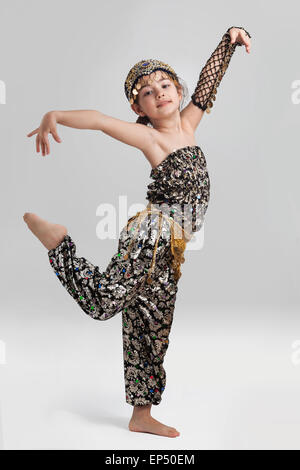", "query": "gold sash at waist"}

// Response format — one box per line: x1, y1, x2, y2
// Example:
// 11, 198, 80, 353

123, 202, 193, 284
